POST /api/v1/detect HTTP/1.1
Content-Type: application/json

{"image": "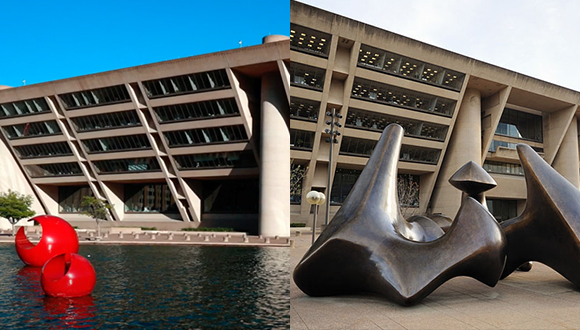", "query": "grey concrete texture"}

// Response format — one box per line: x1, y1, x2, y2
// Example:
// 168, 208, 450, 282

291, 233, 580, 330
